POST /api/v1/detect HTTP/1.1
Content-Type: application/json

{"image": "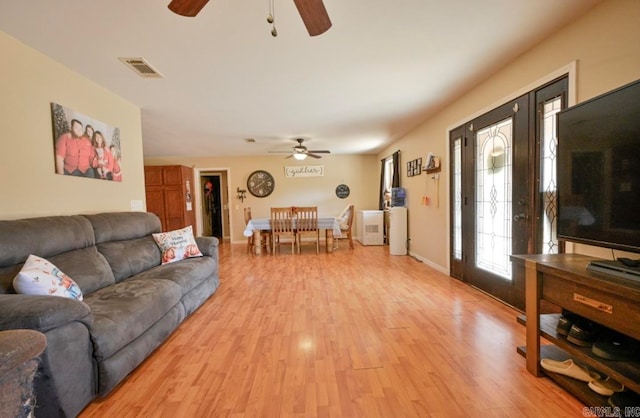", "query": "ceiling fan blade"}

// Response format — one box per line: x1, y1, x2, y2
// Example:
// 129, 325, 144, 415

168, 0, 210, 17
306, 153, 322, 159
293, 0, 332, 37
285, 154, 294, 159
268, 151, 294, 154
307, 150, 331, 154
